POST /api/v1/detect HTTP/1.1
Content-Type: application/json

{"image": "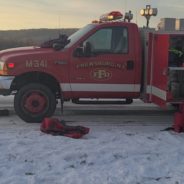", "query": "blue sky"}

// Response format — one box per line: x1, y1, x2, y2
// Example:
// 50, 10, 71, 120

0, 0, 183, 30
